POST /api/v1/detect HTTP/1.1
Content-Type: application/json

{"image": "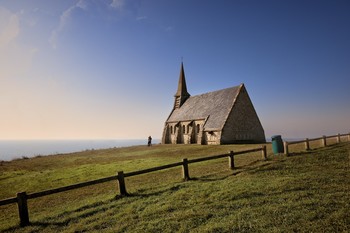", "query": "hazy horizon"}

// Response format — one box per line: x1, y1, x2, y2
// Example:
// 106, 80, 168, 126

0, 138, 161, 161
